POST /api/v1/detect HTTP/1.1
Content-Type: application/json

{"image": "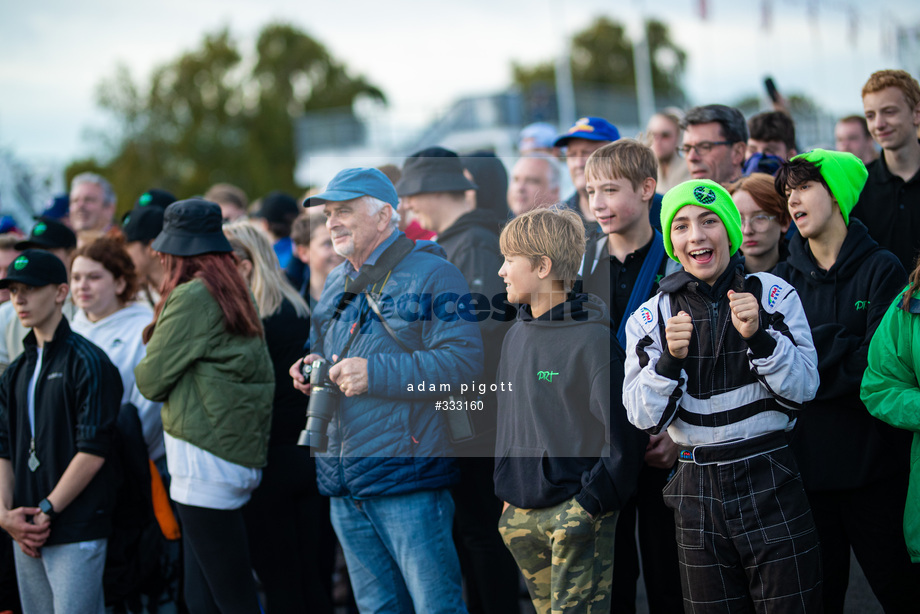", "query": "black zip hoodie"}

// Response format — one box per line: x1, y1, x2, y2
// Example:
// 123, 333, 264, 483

773, 218, 910, 489
493, 293, 642, 516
